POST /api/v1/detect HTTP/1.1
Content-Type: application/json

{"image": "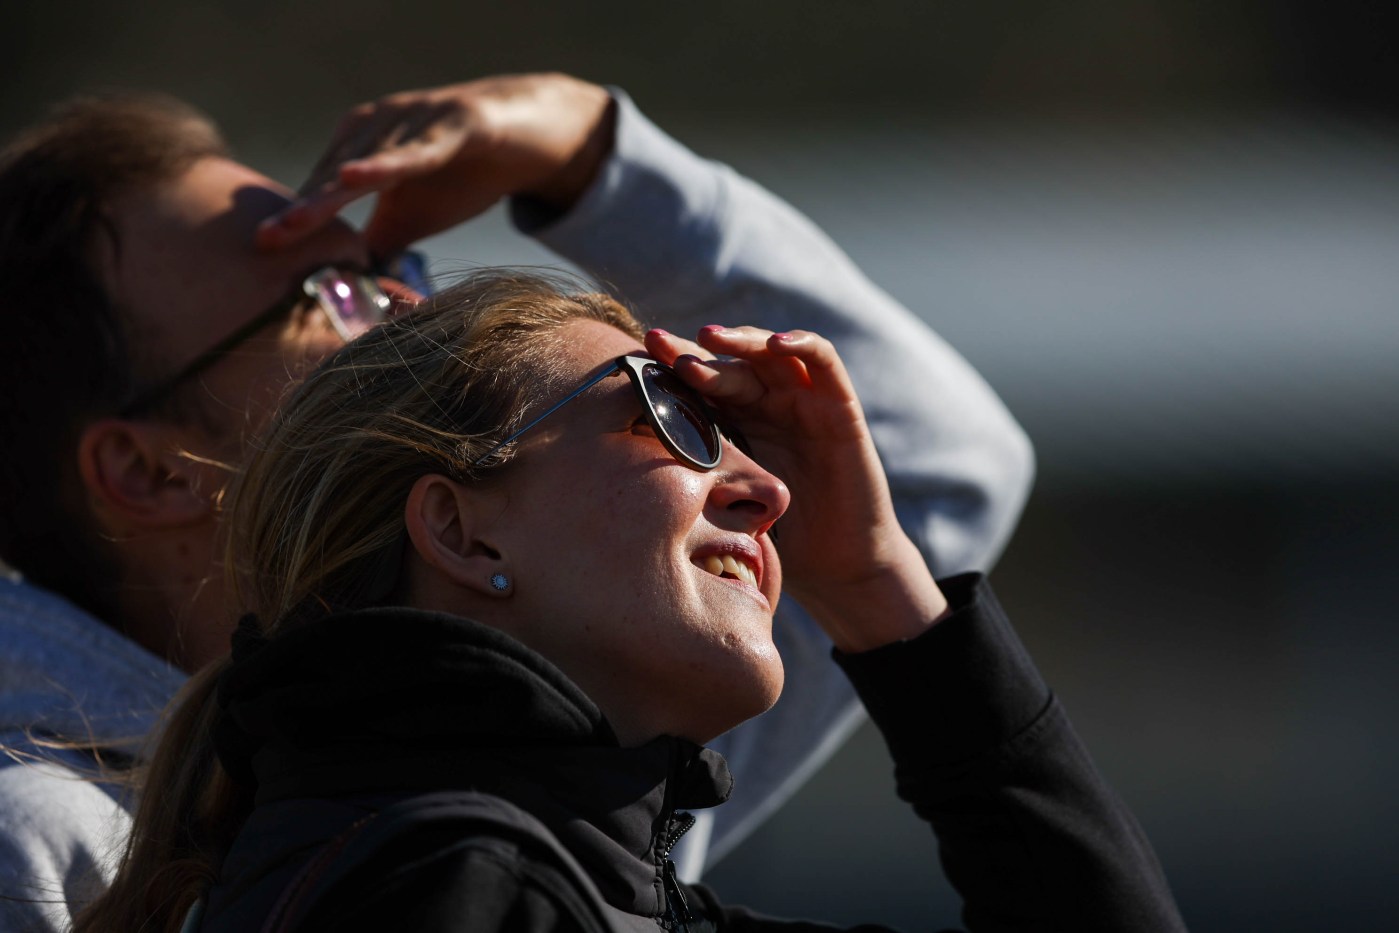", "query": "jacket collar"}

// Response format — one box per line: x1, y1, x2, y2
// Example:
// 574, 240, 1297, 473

216, 605, 732, 916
